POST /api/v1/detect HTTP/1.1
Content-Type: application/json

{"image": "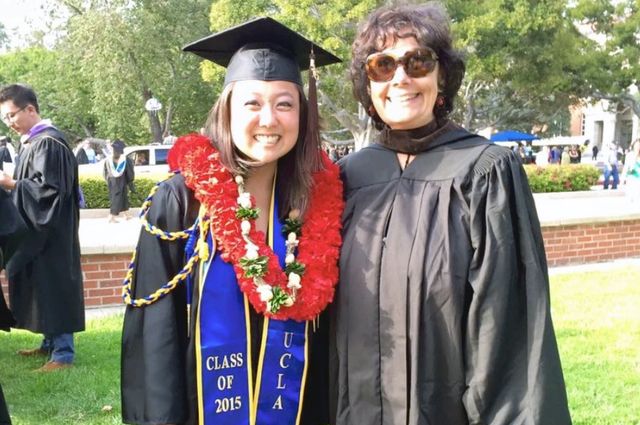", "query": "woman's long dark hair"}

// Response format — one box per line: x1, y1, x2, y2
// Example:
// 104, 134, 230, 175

204, 82, 323, 218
